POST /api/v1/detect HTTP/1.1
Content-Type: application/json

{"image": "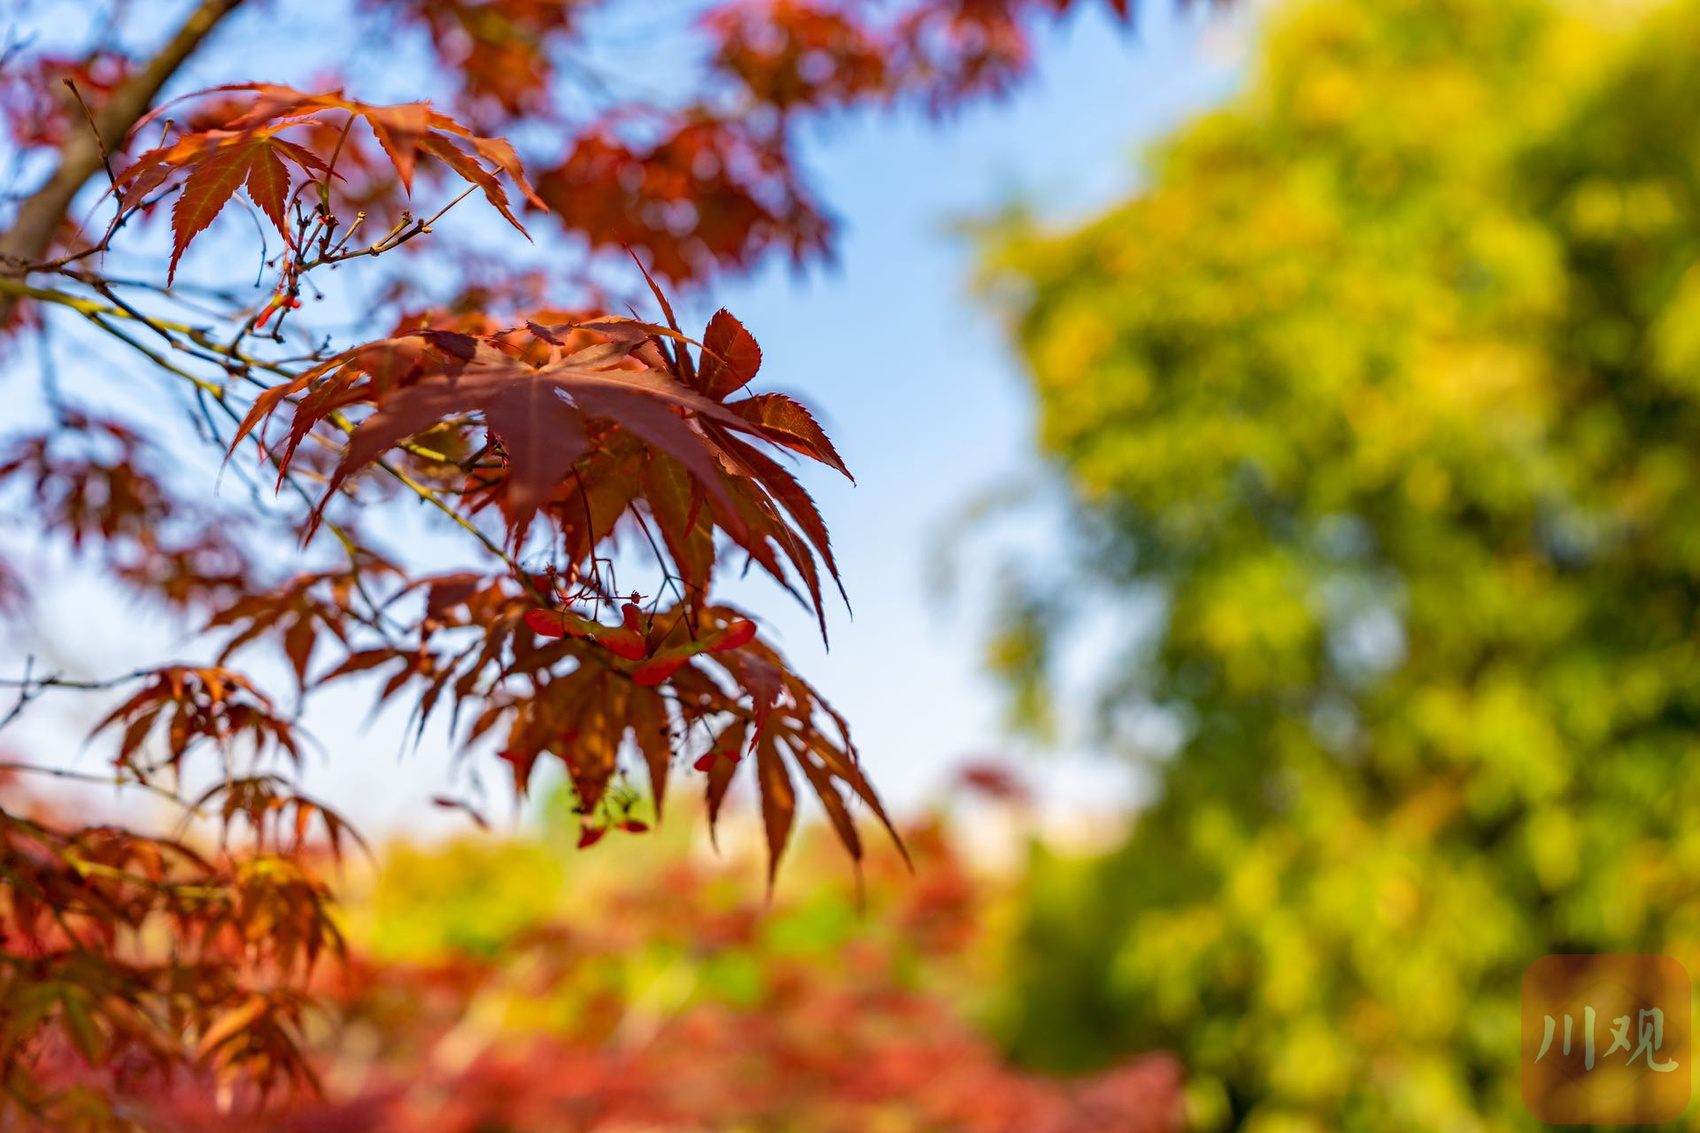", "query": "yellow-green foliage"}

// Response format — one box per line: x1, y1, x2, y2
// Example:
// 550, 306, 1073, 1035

987, 0, 1700, 1128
